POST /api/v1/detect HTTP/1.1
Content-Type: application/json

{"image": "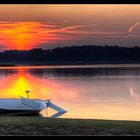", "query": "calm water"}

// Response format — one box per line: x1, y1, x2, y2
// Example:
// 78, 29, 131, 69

1, 64, 140, 121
